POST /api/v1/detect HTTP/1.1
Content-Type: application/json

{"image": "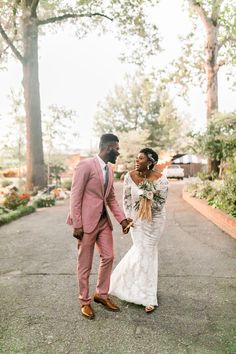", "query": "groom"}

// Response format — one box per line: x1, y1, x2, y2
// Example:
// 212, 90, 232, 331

67, 133, 132, 319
